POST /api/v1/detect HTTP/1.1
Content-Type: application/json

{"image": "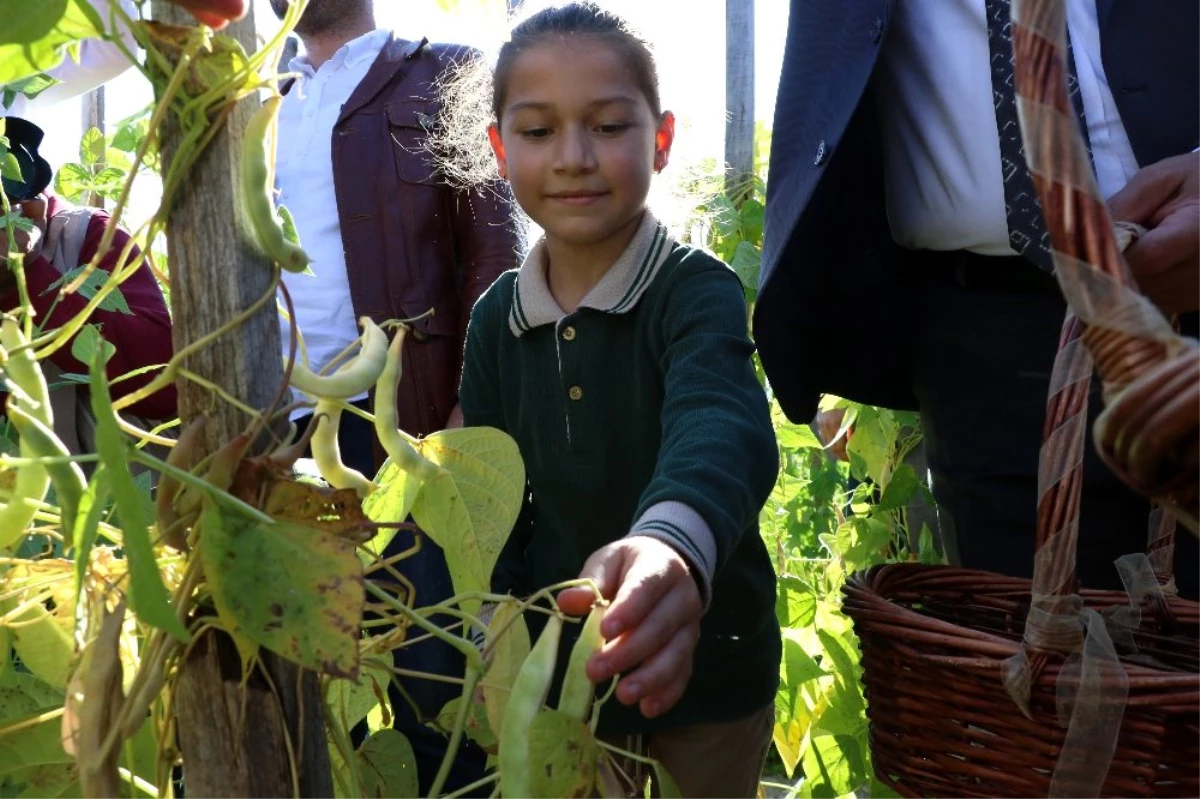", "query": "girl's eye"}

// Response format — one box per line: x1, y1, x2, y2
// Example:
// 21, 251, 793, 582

595, 123, 630, 135
521, 127, 551, 139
